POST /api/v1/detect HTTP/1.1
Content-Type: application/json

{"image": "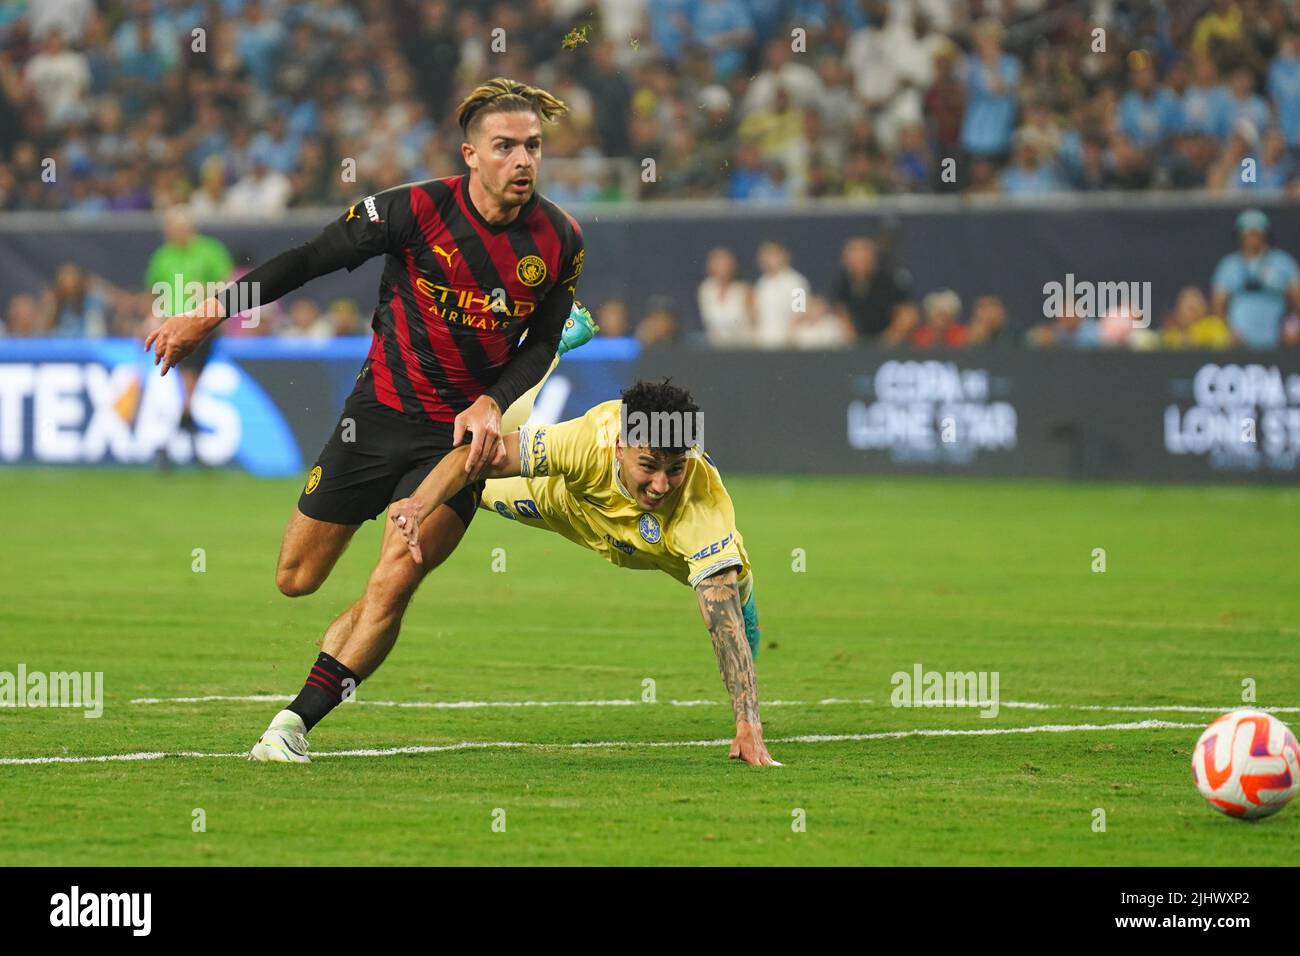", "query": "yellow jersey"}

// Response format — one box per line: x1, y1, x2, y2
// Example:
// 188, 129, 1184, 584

480, 401, 752, 588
